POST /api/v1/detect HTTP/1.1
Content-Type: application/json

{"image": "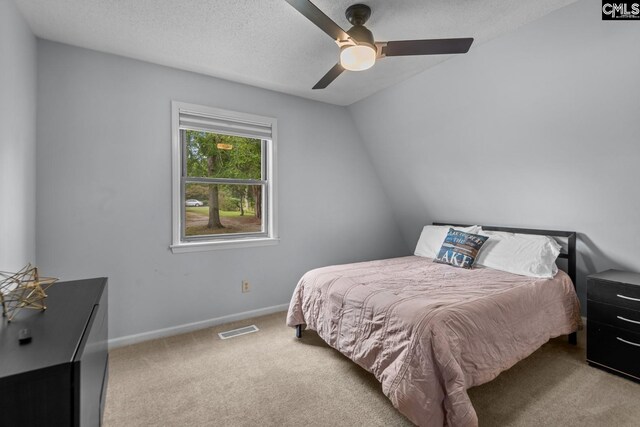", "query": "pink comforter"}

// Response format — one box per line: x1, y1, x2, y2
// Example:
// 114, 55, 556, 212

286, 256, 581, 426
